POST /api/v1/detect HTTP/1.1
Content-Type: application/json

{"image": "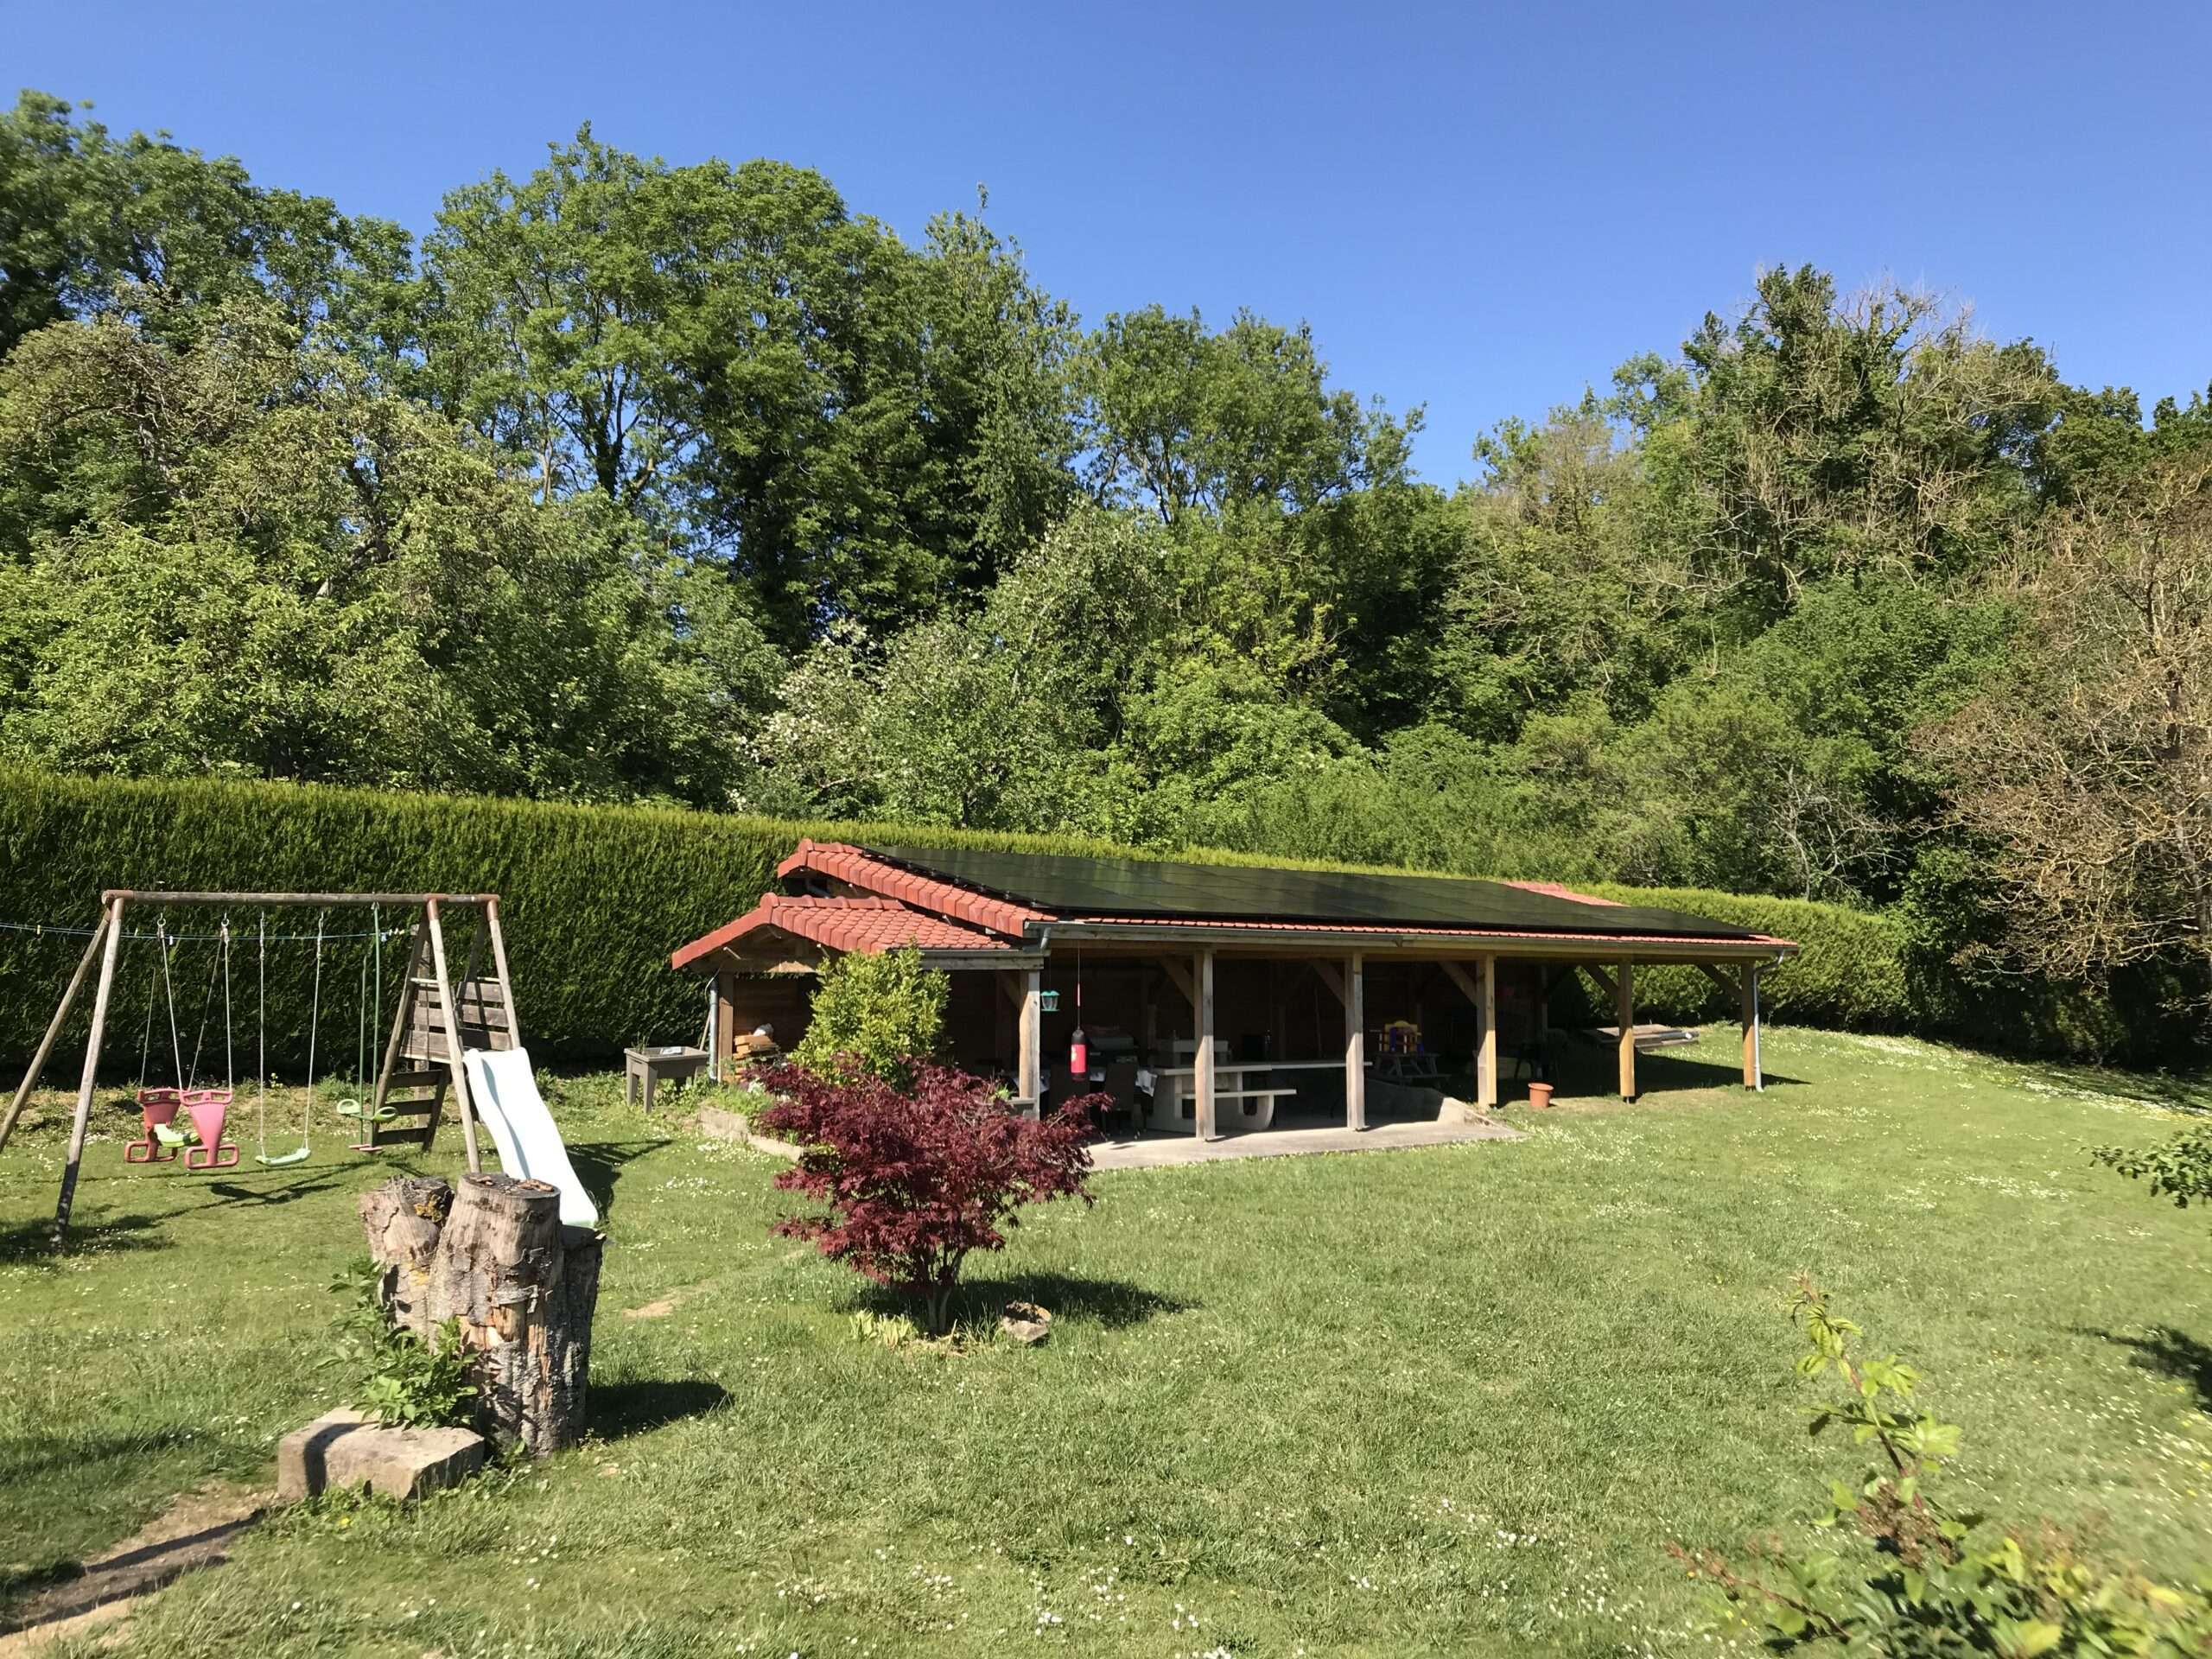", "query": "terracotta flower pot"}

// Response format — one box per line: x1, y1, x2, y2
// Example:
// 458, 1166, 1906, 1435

1527, 1081, 1554, 1109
